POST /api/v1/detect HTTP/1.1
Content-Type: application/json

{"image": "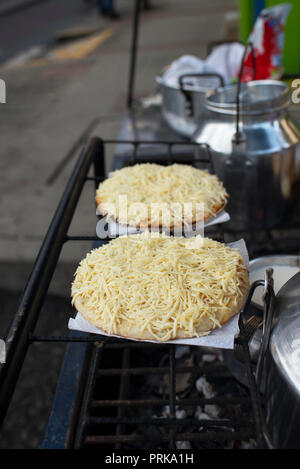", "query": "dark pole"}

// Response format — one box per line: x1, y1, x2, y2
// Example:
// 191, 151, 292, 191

127, 0, 141, 109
